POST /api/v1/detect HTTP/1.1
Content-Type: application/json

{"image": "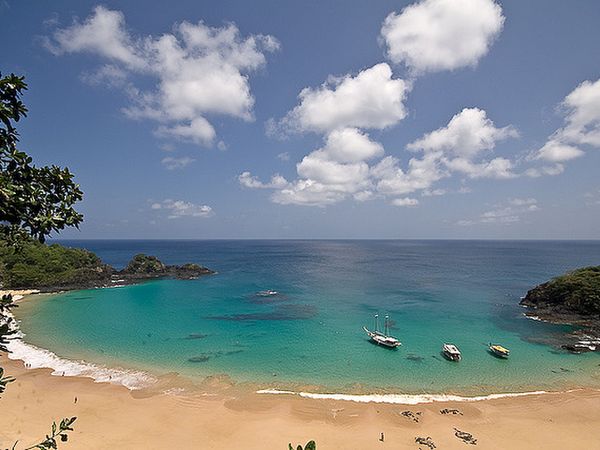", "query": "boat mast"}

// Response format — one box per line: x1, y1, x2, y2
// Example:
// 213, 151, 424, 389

374, 314, 379, 332
384, 314, 389, 336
